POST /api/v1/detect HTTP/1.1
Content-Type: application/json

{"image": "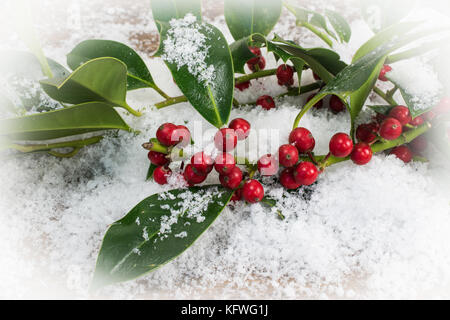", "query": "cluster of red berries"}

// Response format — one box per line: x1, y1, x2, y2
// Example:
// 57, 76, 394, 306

356, 105, 427, 163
